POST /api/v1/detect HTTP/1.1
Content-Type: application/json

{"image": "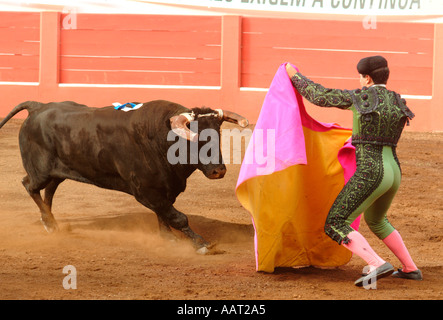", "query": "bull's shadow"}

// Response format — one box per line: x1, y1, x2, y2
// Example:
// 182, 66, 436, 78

57, 211, 254, 246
